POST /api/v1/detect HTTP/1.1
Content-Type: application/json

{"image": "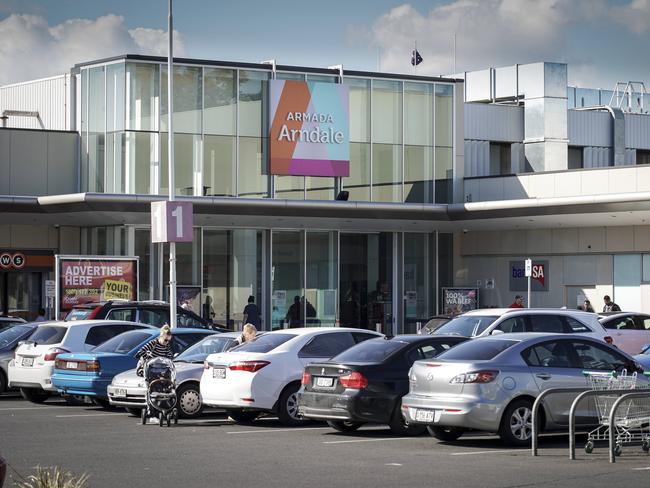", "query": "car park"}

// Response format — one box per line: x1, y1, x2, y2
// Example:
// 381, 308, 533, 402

598, 312, 650, 355
64, 300, 225, 331
52, 327, 214, 409
108, 332, 243, 417
433, 308, 612, 344
0, 316, 27, 333
401, 333, 646, 446
298, 334, 468, 435
201, 327, 382, 426
8, 320, 151, 403
0, 323, 38, 393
